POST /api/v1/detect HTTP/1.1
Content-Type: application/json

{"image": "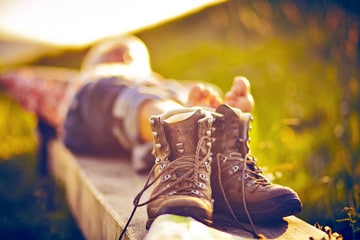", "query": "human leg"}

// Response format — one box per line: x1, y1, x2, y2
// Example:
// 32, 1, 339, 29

63, 74, 254, 170
138, 99, 183, 142
63, 76, 186, 173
